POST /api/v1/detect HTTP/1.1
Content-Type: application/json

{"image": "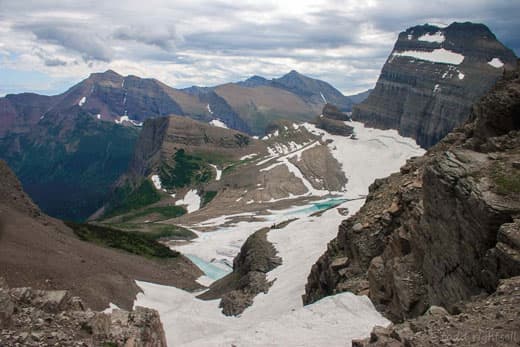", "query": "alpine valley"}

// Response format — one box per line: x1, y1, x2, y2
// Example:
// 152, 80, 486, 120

0, 18, 519, 347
